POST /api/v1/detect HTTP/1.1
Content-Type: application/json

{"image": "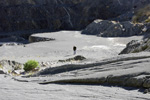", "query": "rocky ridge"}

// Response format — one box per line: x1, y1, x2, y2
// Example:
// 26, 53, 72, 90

81, 1, 150, 37
1, 57, 150, 93
13, 55, 150, 93
82, 19, 150, 37
0, 0, 149, 33
119, 38, 150, 54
